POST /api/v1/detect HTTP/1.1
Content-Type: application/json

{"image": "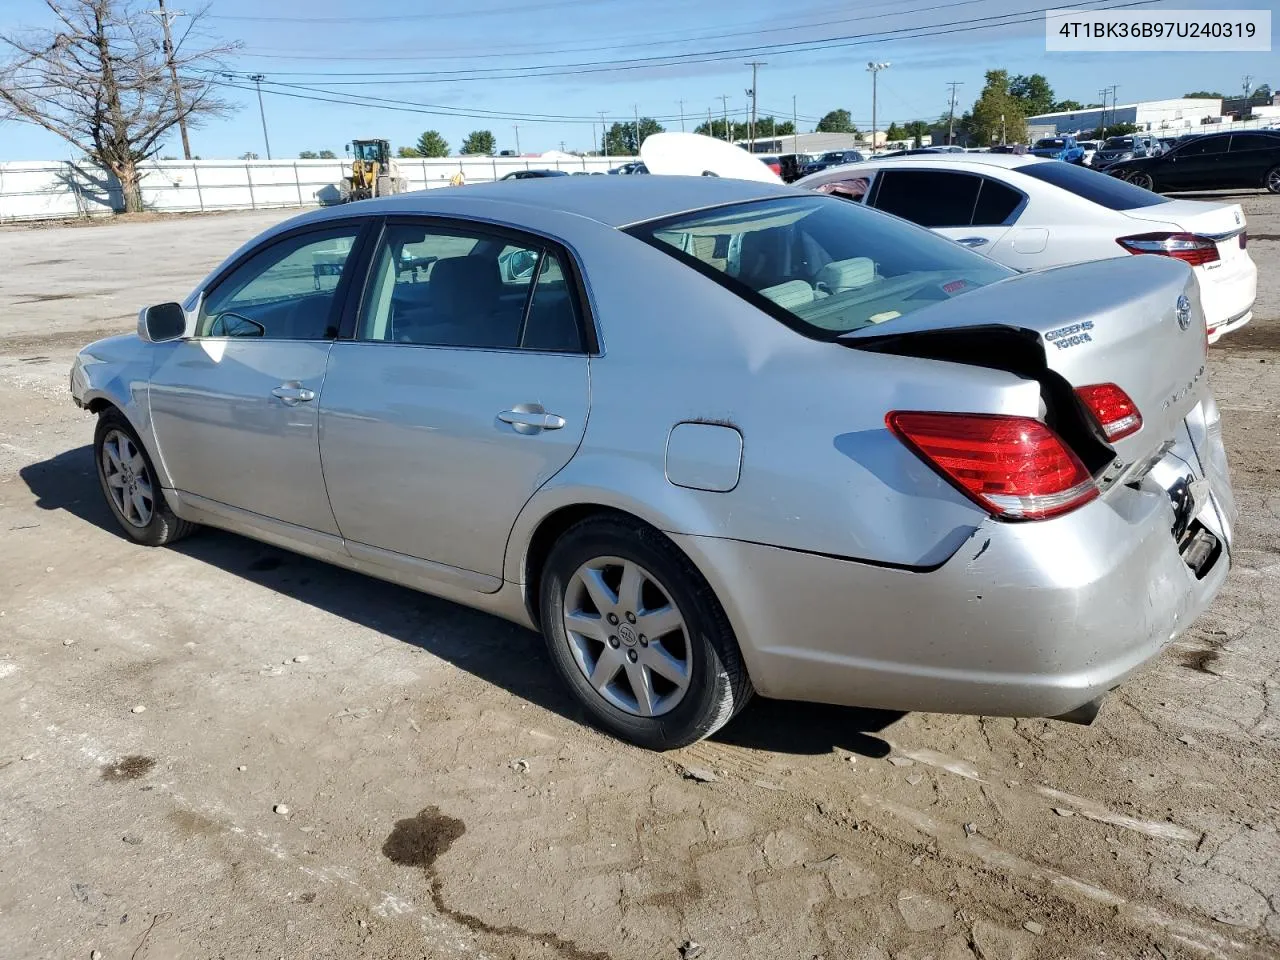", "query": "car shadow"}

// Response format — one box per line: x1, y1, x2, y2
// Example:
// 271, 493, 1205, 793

21, 444, 904, 757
